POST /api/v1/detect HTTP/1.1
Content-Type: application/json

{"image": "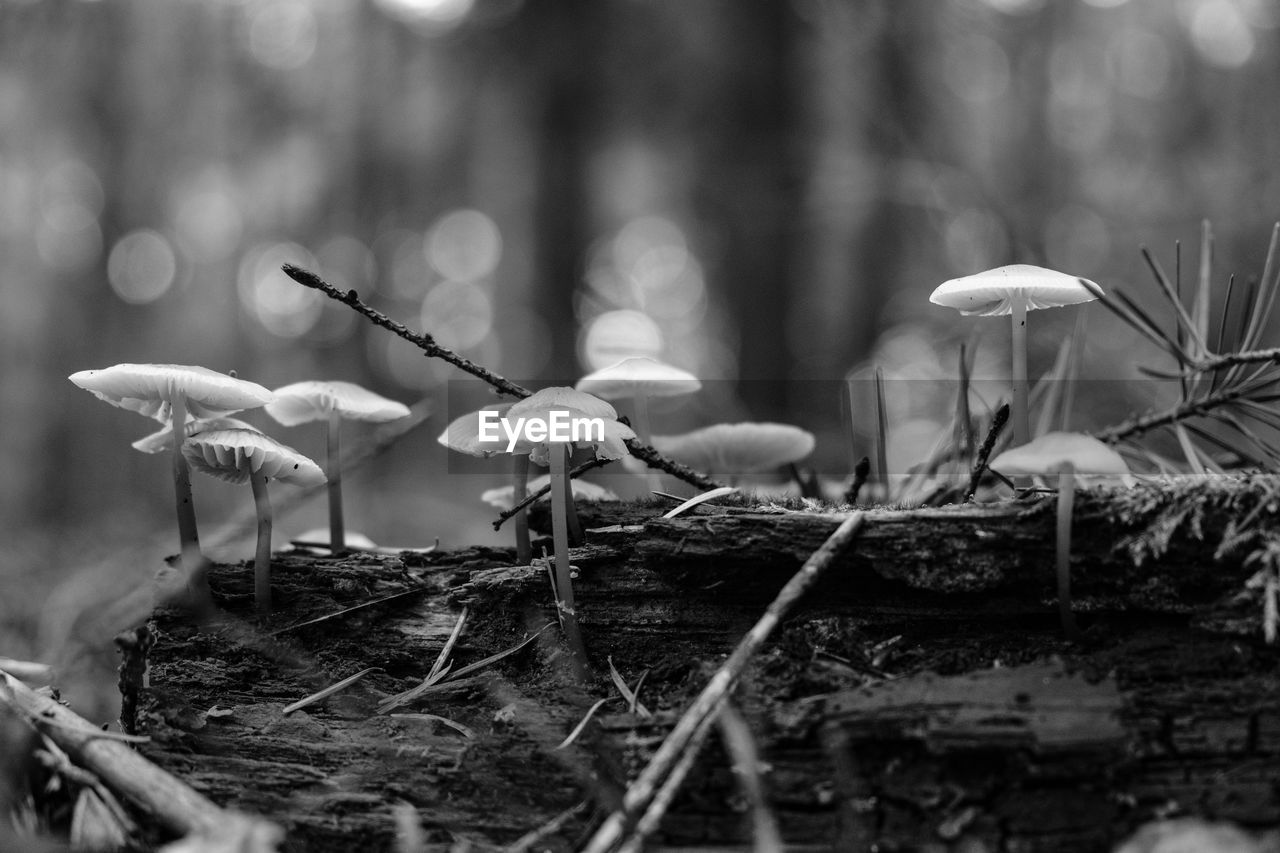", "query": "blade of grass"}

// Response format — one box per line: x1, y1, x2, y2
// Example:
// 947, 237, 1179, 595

389, 713, 477, 739
555, 697, 612, 750
607, 657, 652, 717
715, 704, 783, 853
283, 668, 381, 716
1173, 424, 1206, 477
429, 607, 468, 682
662, 487, 738, 519
875, 367, 890, 499
1142, 245, 1208, 357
